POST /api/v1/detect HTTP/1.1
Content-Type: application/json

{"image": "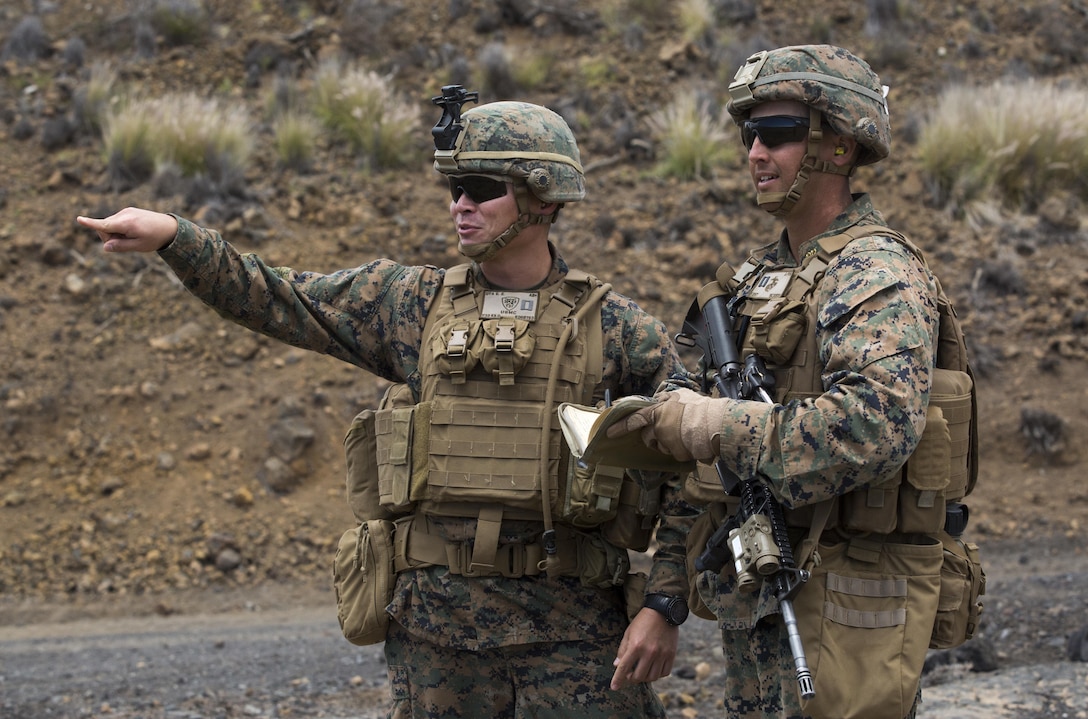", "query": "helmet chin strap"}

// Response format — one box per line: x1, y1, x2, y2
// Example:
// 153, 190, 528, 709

756, 107, 853, 217
457, 182, 558, 263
